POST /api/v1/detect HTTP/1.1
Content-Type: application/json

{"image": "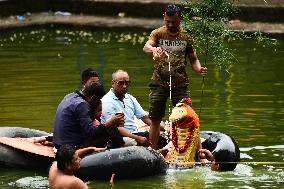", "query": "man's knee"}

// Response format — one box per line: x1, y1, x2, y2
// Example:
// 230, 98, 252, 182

172, 87, 190, 106
151, 119, 162, 126
106, 126, 125, 148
